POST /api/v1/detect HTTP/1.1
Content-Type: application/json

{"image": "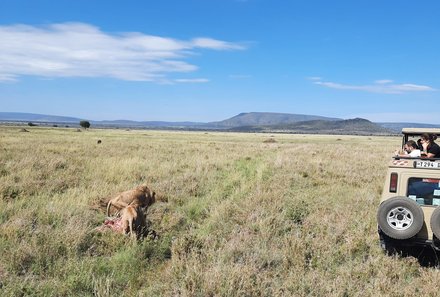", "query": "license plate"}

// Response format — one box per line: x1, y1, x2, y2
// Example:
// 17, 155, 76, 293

414, 161, 440, 169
